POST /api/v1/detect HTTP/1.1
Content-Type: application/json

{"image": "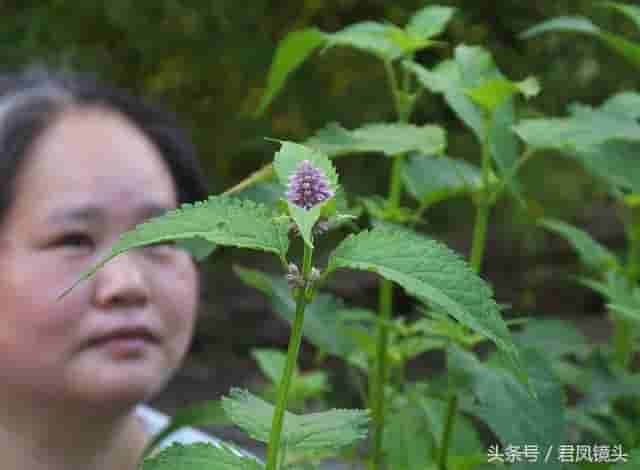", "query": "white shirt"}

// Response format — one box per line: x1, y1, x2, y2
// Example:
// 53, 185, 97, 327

134, 404, 258, 462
